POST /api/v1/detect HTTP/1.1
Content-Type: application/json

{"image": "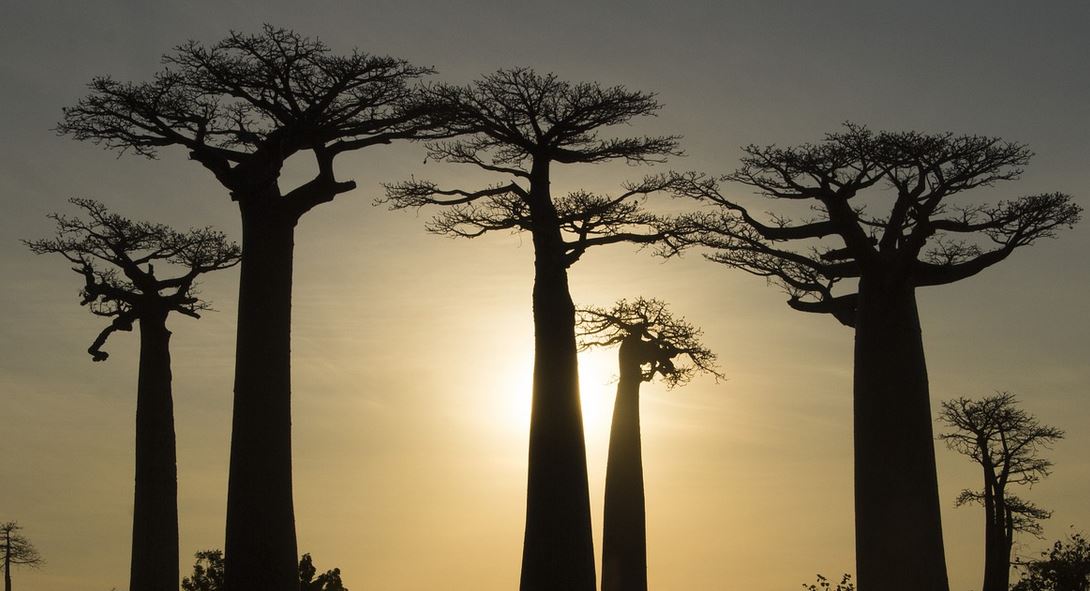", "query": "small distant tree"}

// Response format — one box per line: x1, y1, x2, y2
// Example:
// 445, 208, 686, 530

182, 550, 346, 591
25, 199, 239, 591
1012, 532, 1090, 591
382, 68, 687, 591
803, 574, 855, 591
0, 522, 43, 591
670, 124, 1081, 591
181, 550, 224, 591
58, 27, 445, 589
939, 393, 1065, 591
577, 297, 719, 591
299, 554, 347, 591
